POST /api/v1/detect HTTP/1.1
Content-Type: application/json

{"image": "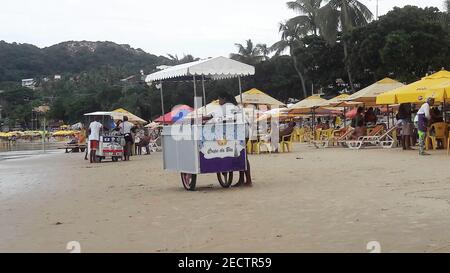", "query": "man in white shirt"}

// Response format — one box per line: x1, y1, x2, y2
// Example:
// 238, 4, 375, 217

417, 97, 434, 155
88, 117, 103, 163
